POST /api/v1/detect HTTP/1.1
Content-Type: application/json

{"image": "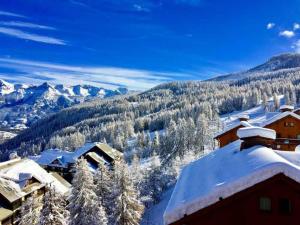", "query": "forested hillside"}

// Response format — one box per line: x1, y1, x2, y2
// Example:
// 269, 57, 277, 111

2, 62, 300, 162
2, 54, 300, 223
